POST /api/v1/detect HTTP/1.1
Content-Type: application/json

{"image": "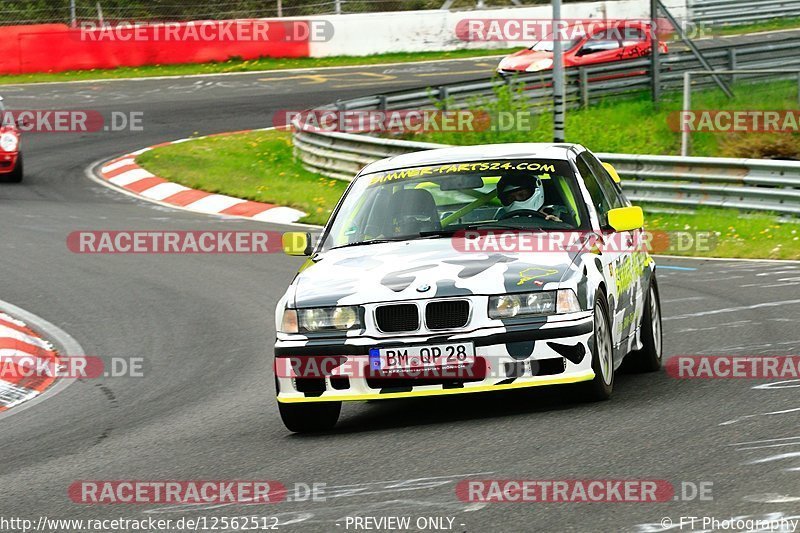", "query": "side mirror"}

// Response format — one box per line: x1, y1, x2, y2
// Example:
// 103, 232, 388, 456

607, 206, 643, 232
282, 232, 313, 256
601, 162, 622, 184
